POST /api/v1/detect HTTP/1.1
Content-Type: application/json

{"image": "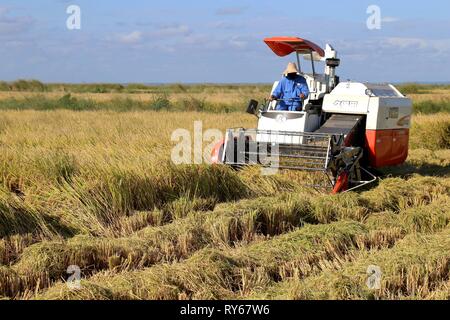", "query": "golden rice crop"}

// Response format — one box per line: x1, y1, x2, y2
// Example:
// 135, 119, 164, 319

0, 93, 449, 300
261, 227, 450, 300
35, 221, 370, 300
410, 113, 450, 150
